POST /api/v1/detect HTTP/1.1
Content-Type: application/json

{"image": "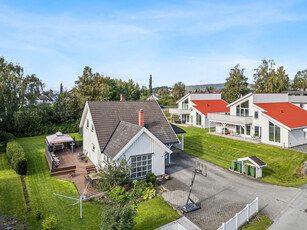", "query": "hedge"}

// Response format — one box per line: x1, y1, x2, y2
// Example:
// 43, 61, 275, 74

6, 141, 27, 175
